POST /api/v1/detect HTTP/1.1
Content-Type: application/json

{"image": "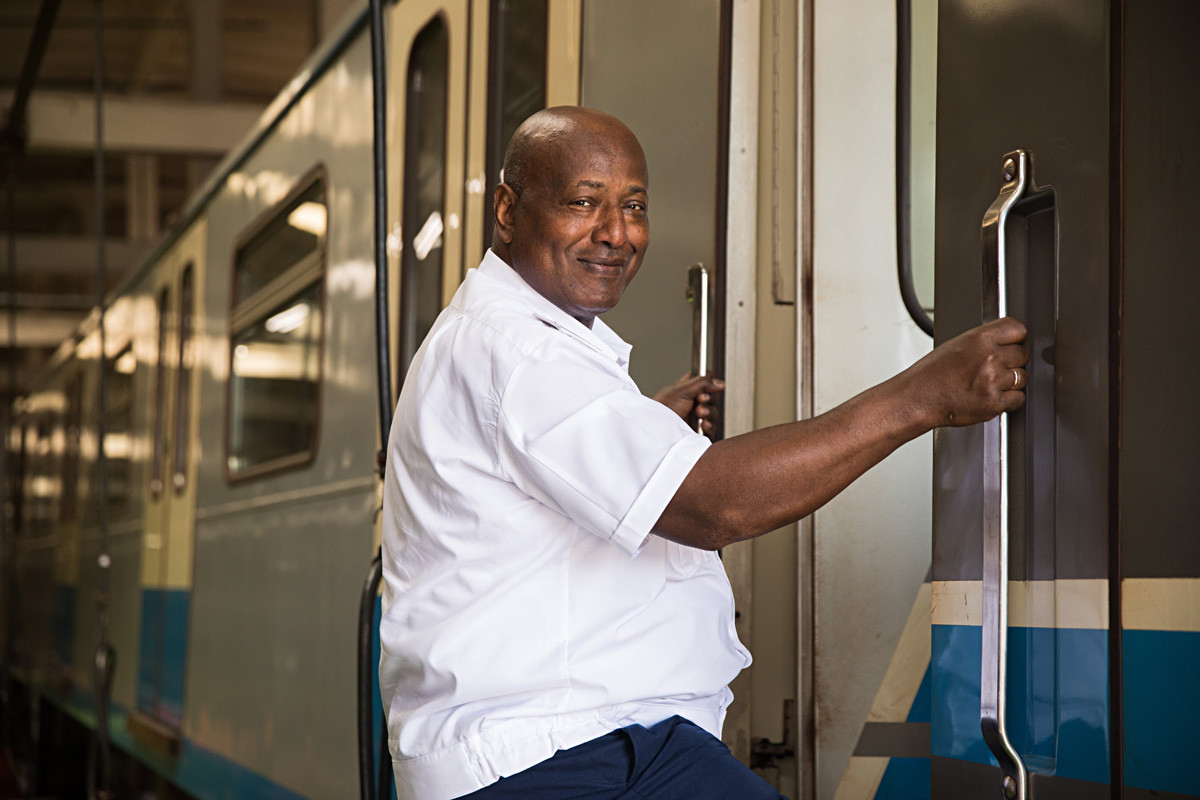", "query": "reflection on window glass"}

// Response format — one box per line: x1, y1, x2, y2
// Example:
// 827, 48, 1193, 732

399, 17, 449, 376
485, 0, 548, 251
228, 284, 322, 474
228, 170, 326, 478
234, 181, 326, 305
